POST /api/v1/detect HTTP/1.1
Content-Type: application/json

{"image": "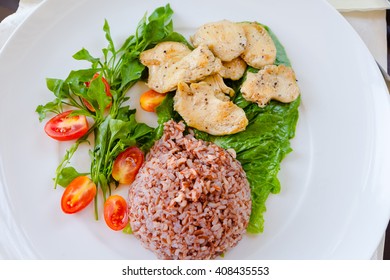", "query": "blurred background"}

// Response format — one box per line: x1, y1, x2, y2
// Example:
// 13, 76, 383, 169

0, 0, 18, 21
